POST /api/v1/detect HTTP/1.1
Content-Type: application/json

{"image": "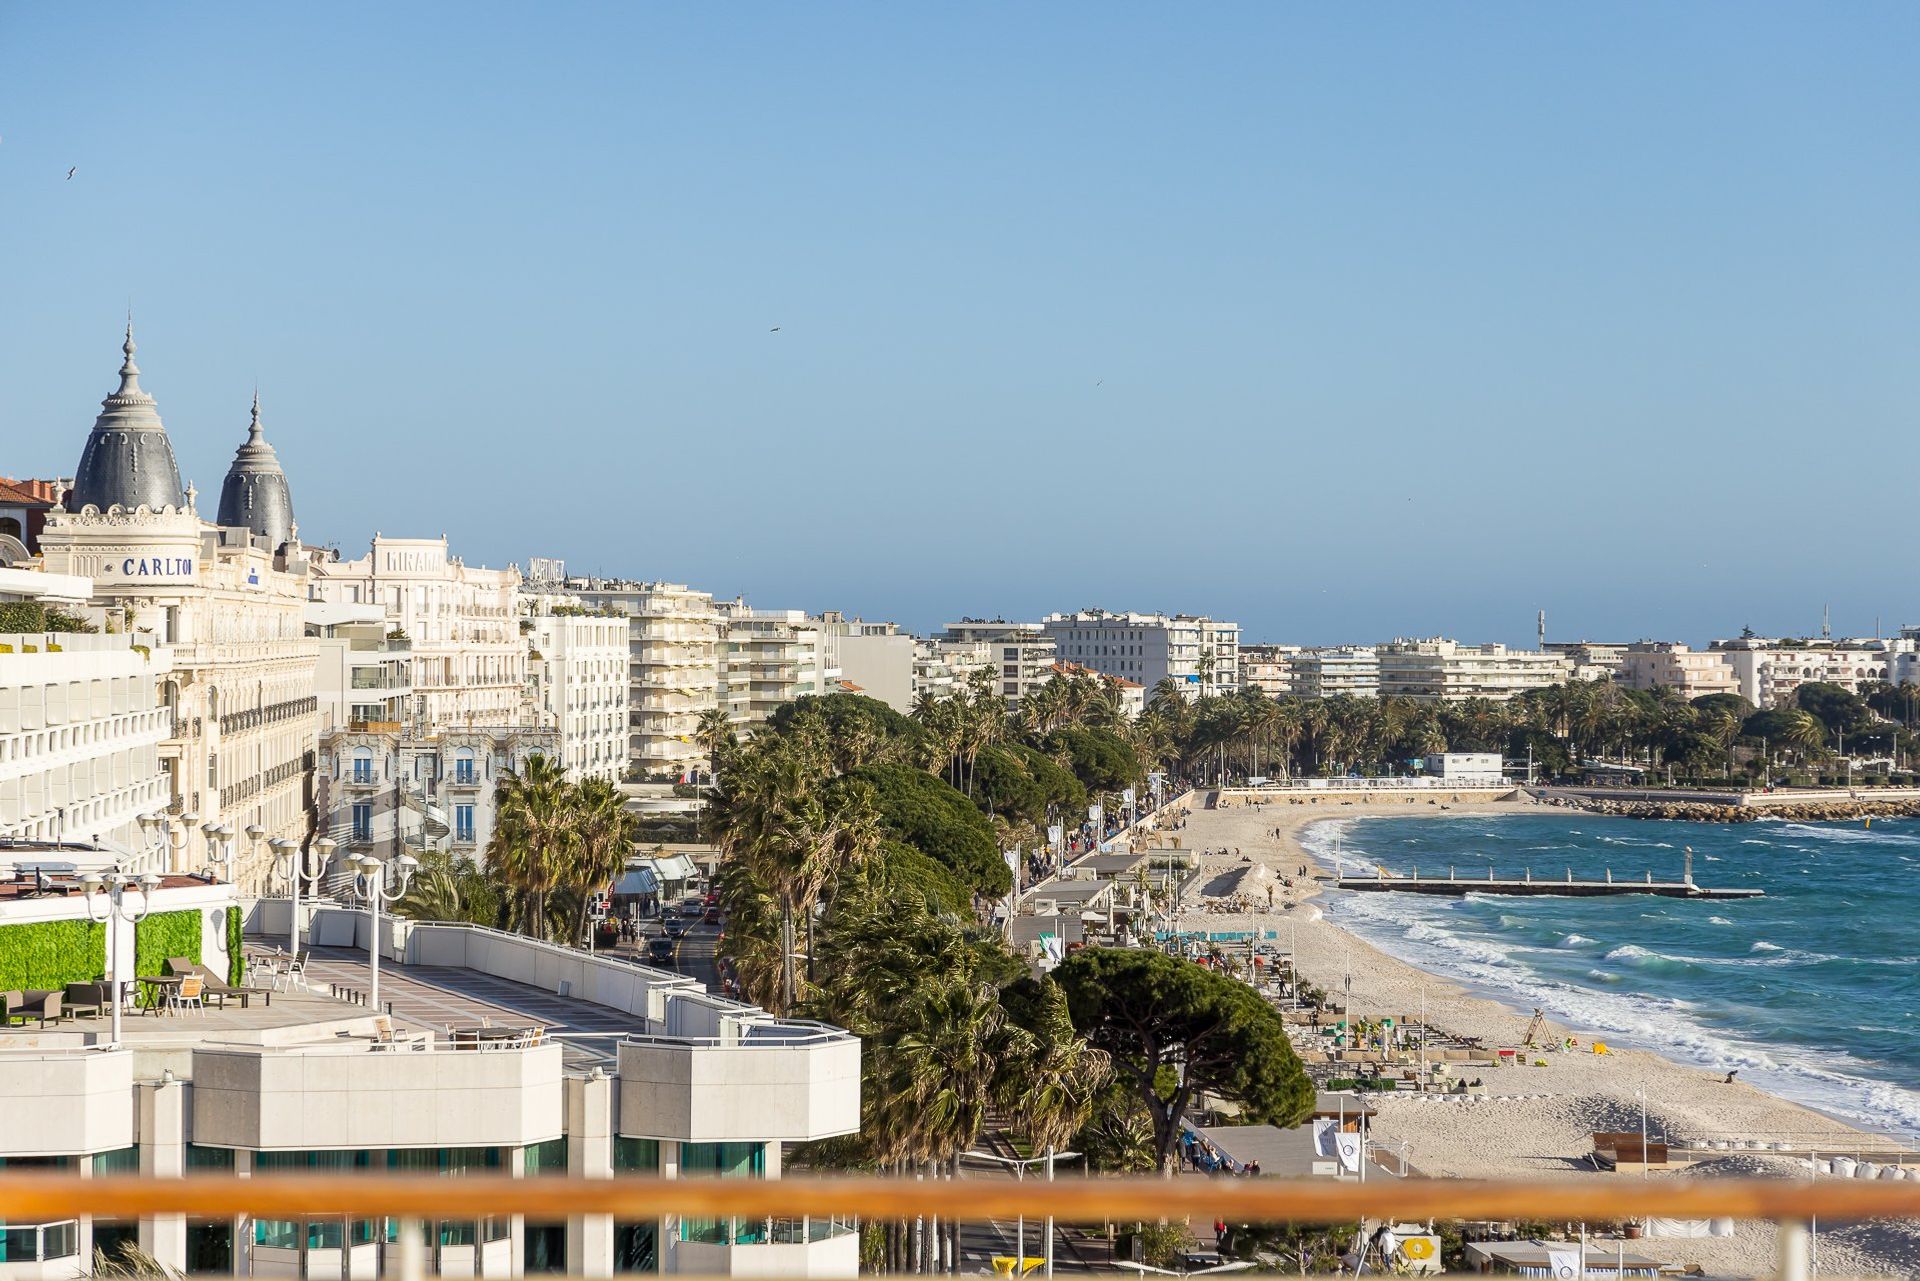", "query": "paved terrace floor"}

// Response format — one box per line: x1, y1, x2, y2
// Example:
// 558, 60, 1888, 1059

298, 945, 638, 1068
